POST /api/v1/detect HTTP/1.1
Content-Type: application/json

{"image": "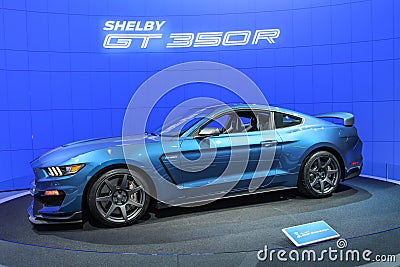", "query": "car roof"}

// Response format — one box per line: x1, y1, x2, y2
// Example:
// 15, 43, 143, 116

203, 103, 305, 117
